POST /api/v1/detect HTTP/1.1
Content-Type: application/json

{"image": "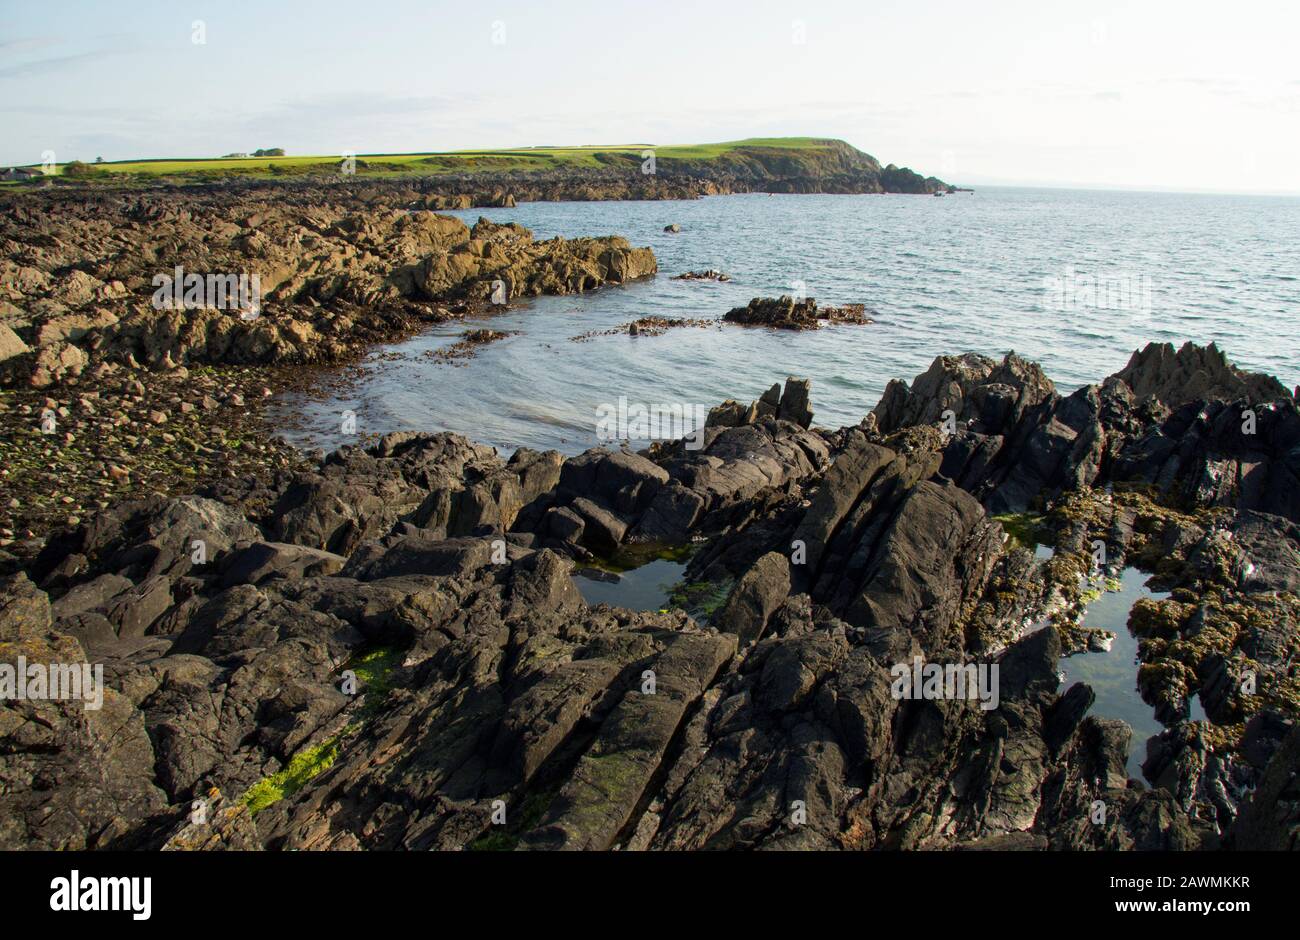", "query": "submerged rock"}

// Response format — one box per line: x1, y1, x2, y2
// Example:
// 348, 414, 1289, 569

672, 269, 730, 282
427, 328, 518, 363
